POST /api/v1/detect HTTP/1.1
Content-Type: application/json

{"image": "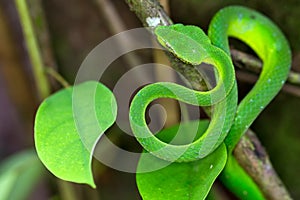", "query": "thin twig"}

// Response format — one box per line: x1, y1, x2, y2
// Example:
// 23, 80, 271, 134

26, 0, 58, 70
236, 69, 300, 98
15, 0, 50, 100
26, 0, 60, 90
231, 49, 300, 86
124, 0, 292, 199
